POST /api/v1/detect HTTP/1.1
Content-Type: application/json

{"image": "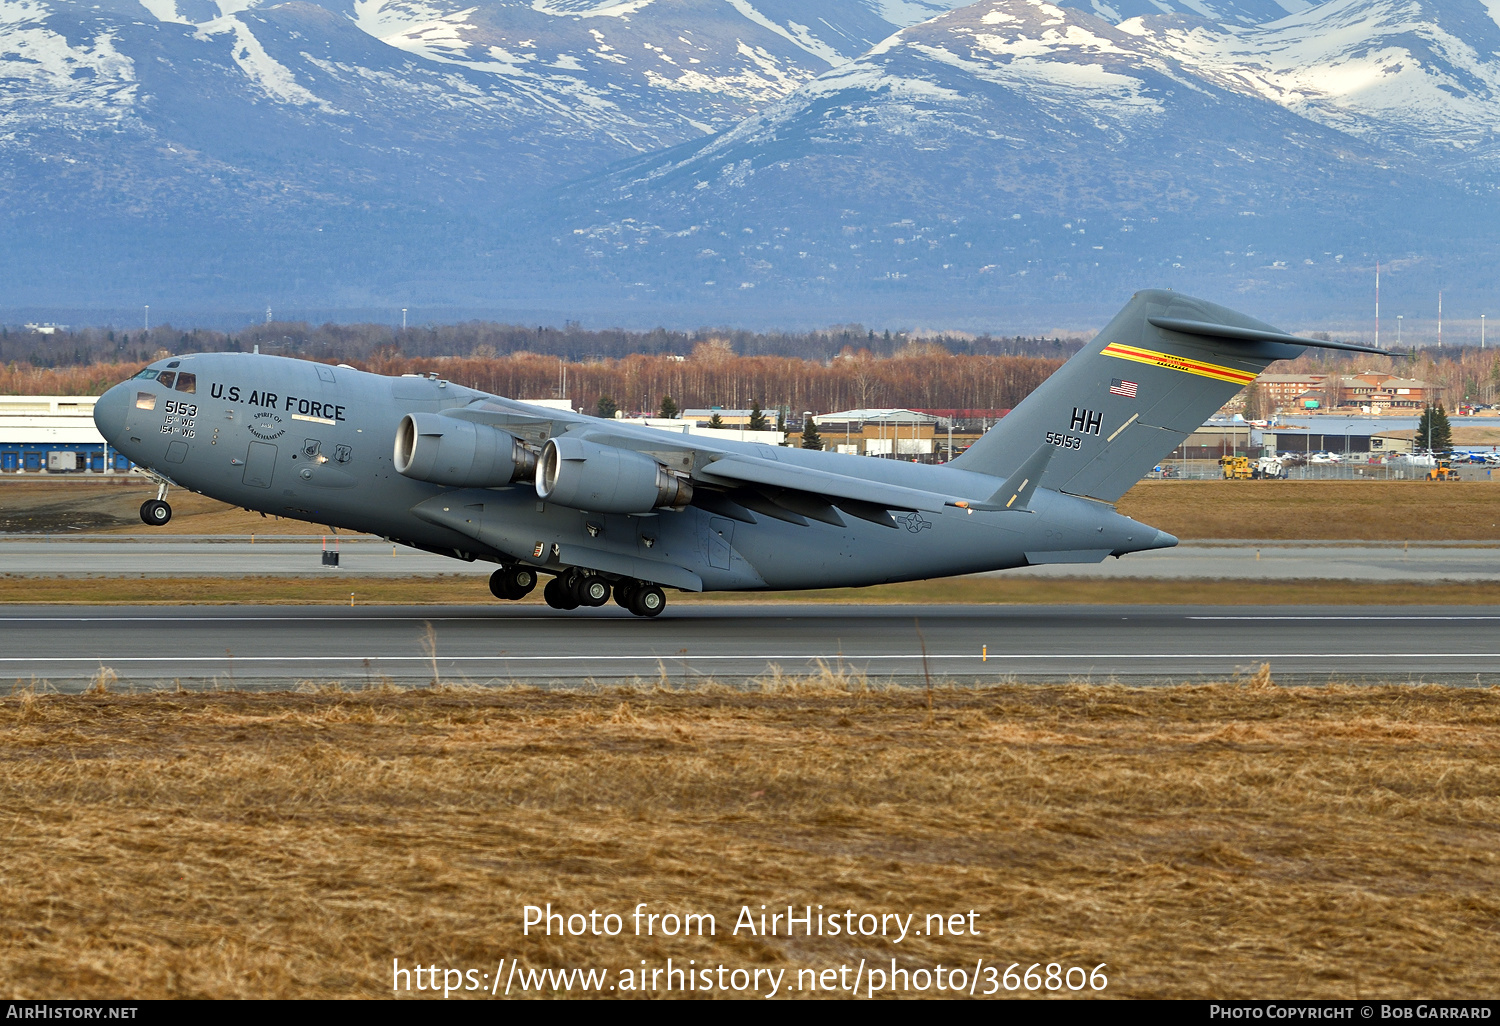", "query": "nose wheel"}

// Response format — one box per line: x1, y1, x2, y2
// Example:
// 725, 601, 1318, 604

140, 480, 172, 526
140, 498, 172, 526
